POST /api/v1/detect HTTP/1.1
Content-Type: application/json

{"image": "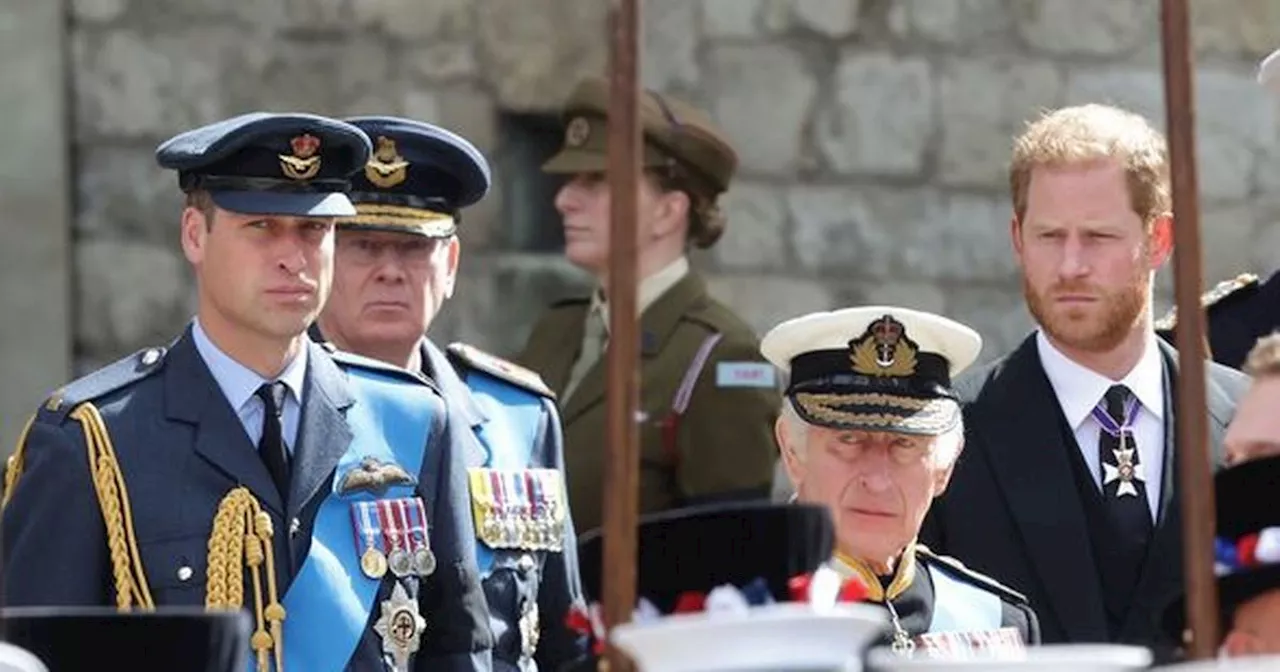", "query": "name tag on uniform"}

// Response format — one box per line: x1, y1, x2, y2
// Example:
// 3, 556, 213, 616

715, 362, 776, 389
